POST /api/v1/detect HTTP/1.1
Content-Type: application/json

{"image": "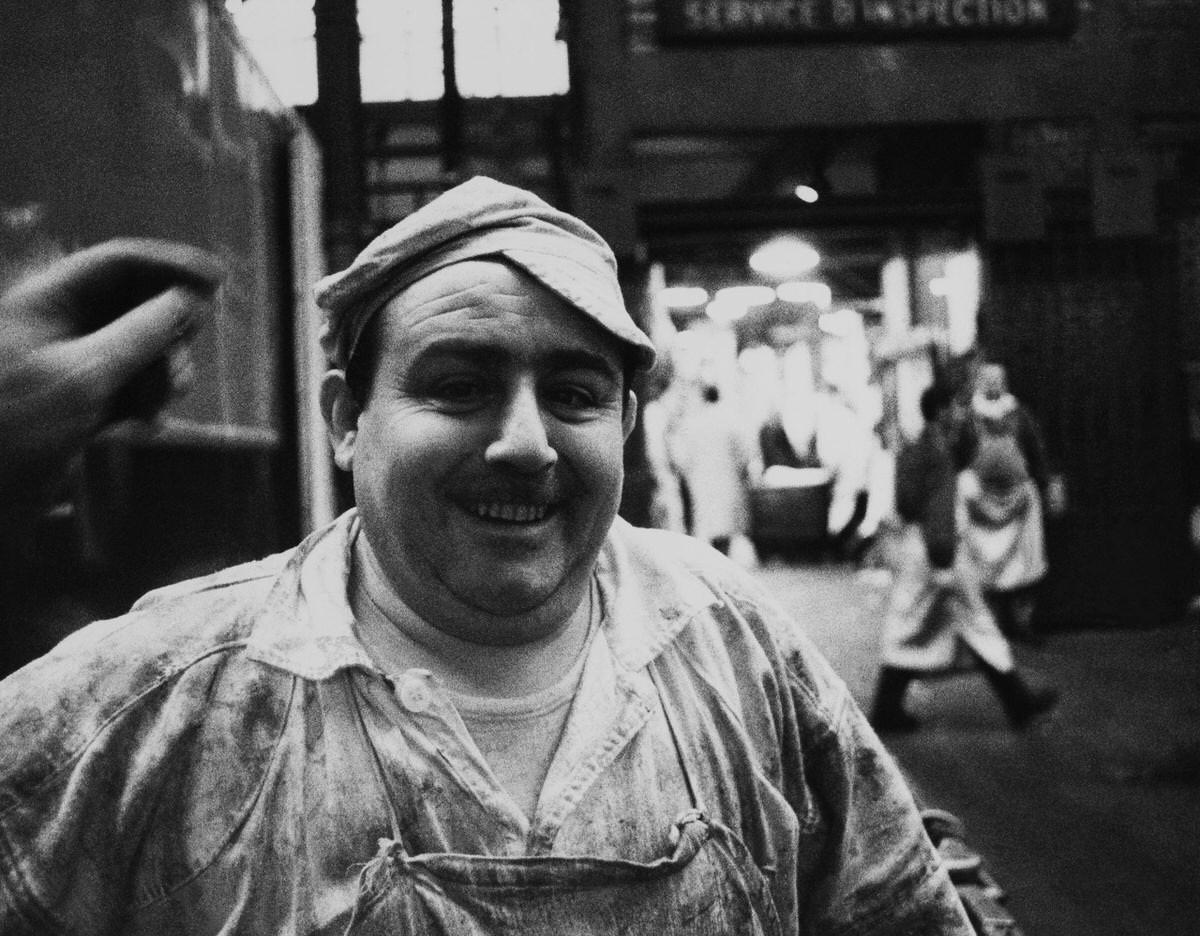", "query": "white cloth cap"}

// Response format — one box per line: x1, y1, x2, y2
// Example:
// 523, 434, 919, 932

314, 176, 656, 371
